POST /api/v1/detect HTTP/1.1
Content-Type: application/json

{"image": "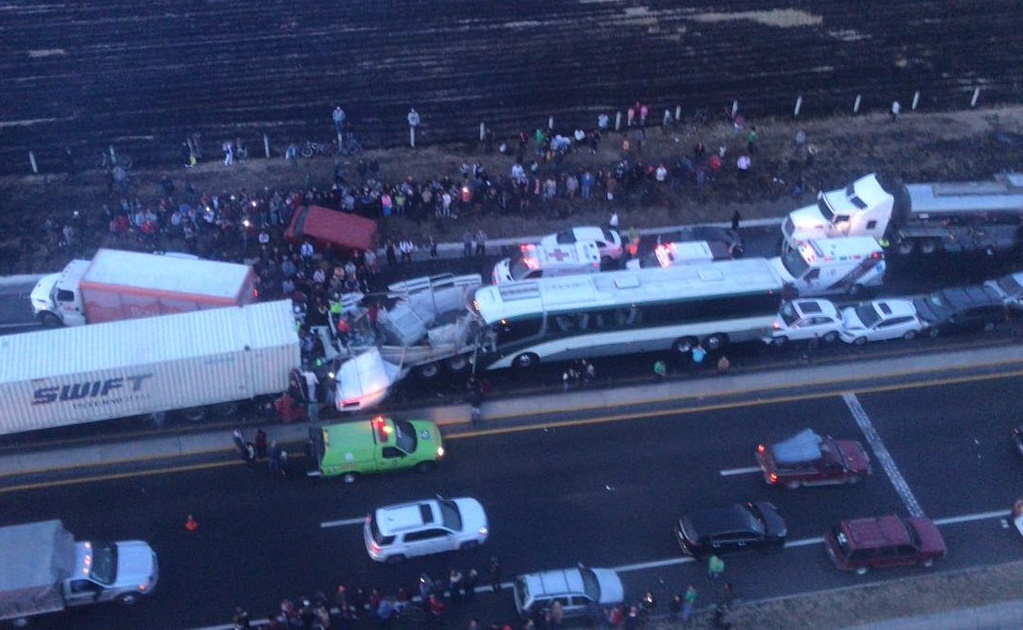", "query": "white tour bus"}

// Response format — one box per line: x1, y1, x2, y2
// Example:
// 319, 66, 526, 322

471, 258, 786, 371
